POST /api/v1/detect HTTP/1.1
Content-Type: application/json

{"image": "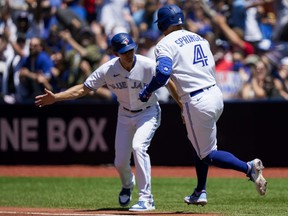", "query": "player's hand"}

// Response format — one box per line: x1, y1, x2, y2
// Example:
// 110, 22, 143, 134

139, 86, 151, 102
35, 88, 56, 107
